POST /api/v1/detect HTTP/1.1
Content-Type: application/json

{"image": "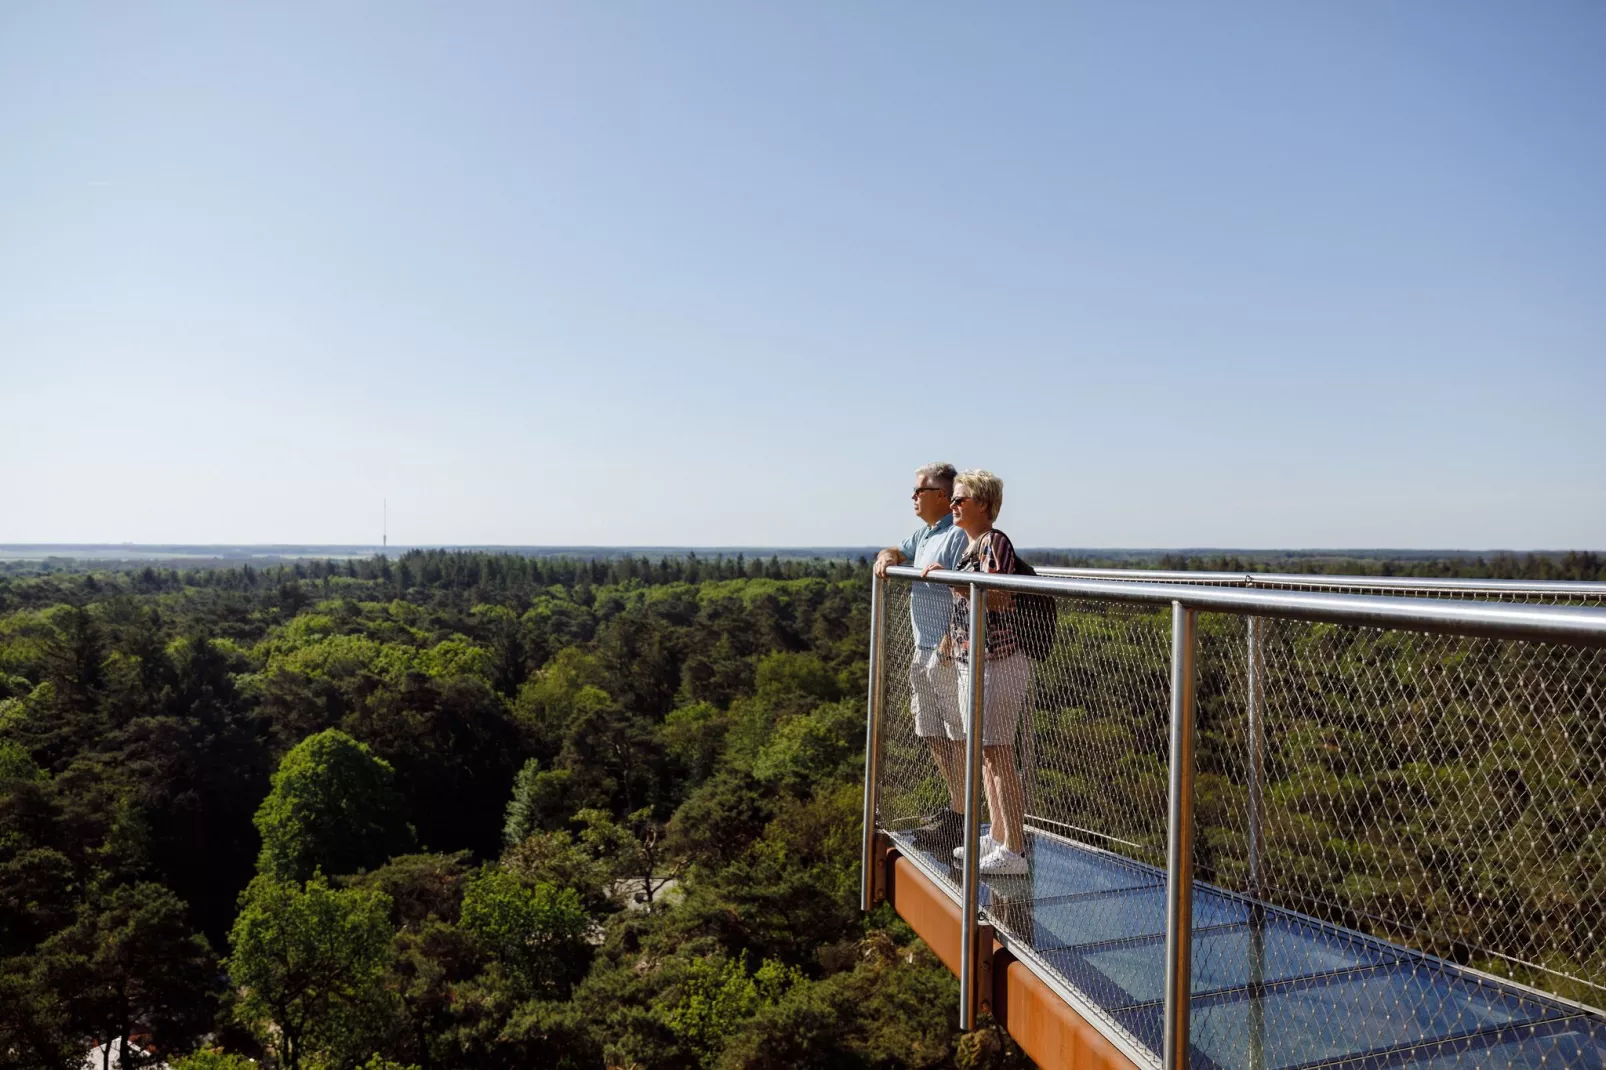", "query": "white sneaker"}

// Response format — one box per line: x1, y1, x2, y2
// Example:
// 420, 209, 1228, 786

952, 835, 998, 863
979, 846, 1029, 876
